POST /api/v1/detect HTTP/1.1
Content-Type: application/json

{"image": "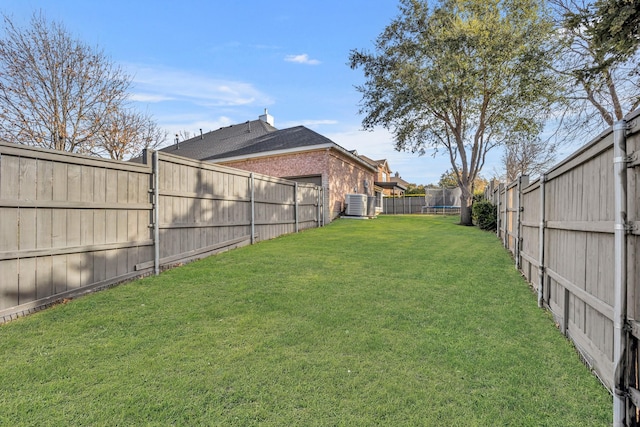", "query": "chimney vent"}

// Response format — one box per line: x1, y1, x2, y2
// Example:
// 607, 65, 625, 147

259, 108, 274, 126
